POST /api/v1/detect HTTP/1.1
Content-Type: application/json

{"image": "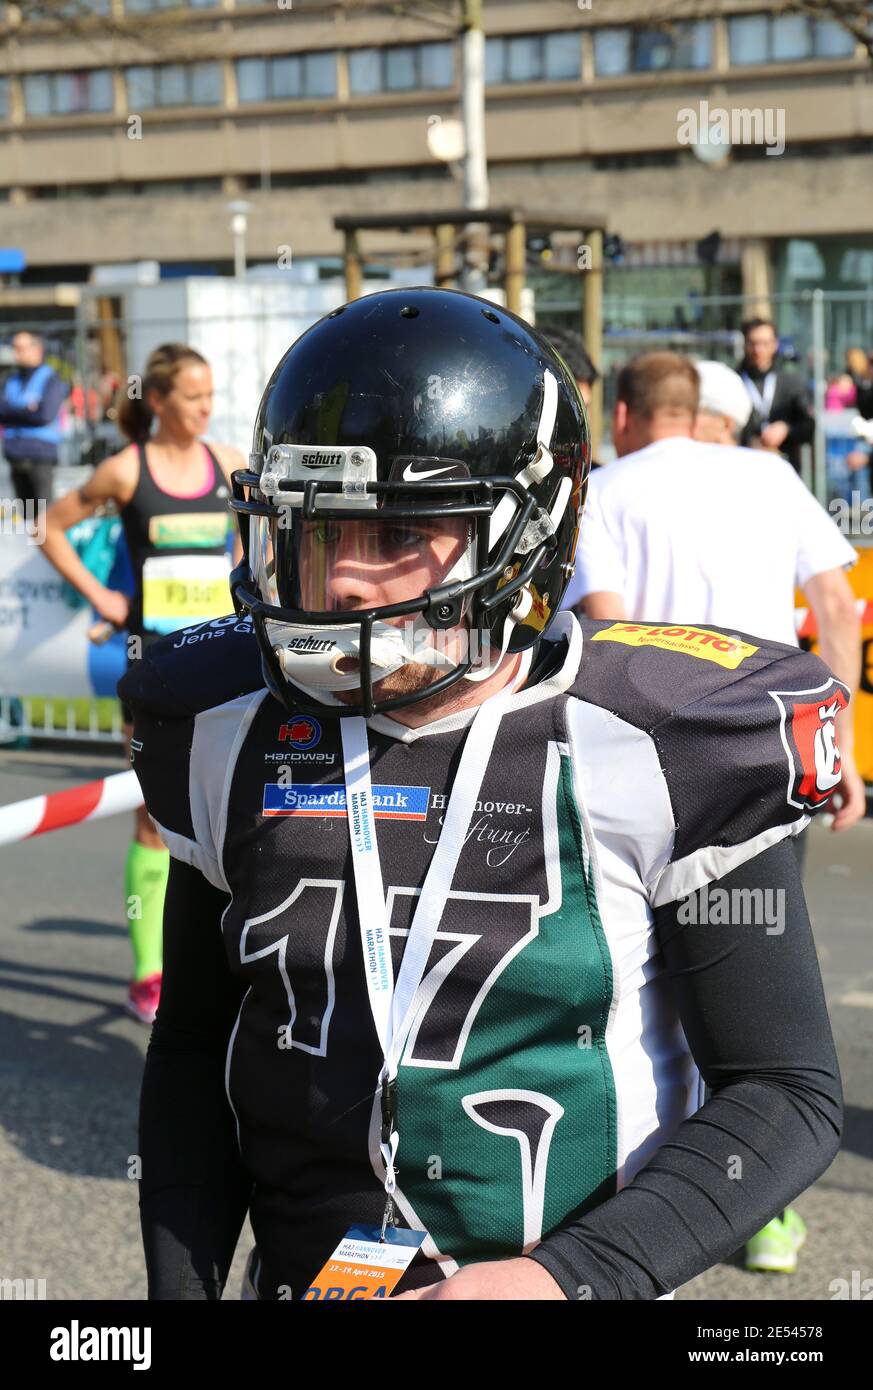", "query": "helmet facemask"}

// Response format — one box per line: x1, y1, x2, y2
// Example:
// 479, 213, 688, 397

231, 445, 556, 718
